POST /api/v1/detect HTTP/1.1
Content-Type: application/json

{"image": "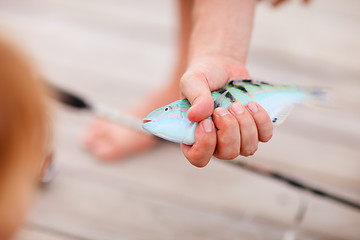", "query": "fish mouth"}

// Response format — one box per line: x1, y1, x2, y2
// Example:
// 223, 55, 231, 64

142, 119, 152, 124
